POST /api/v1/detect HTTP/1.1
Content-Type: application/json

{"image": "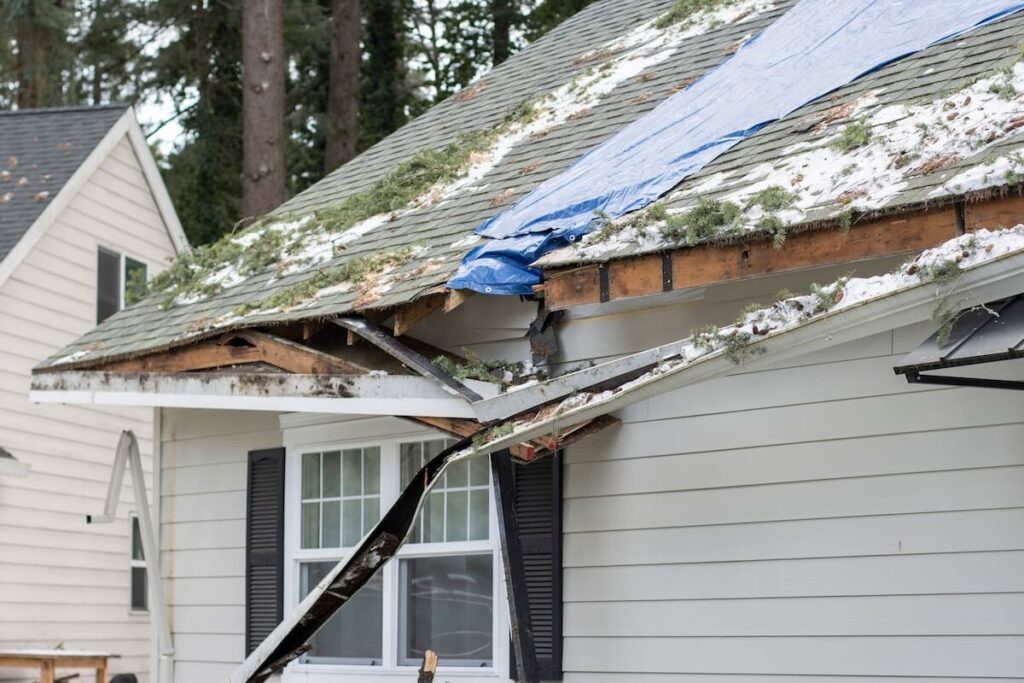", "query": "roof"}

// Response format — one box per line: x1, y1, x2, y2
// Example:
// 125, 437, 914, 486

36, 1, 1024, 371
0, 104, 129, 264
